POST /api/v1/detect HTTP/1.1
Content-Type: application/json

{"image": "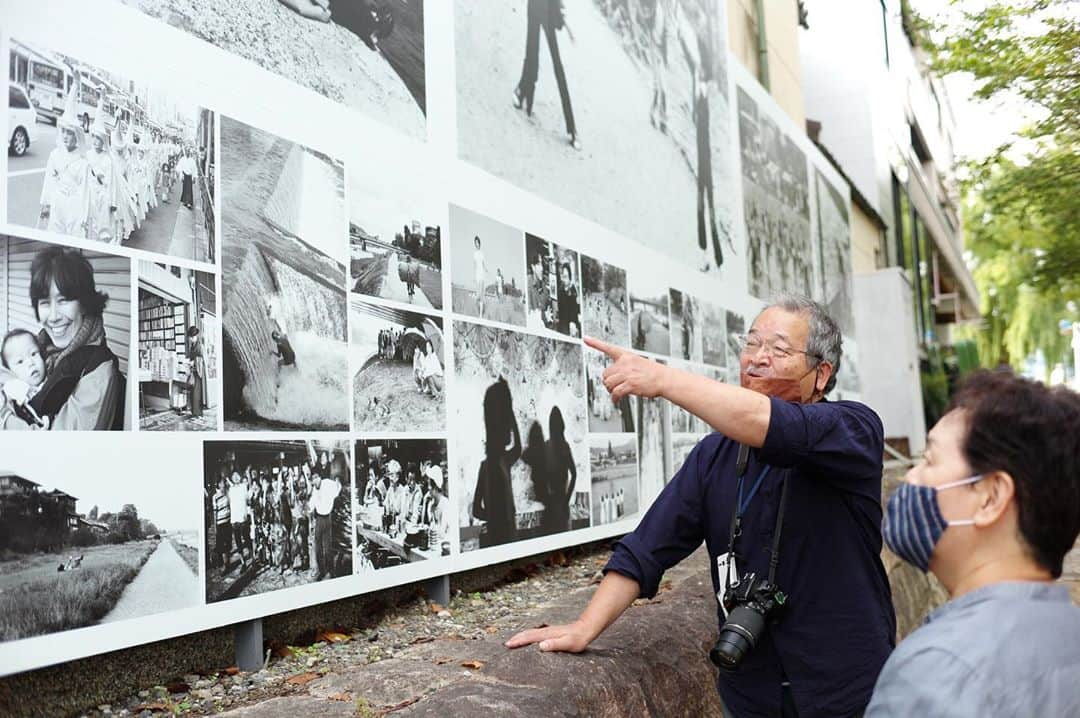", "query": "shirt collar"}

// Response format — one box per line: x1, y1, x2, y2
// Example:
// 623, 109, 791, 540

927, 581, 1071, 624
